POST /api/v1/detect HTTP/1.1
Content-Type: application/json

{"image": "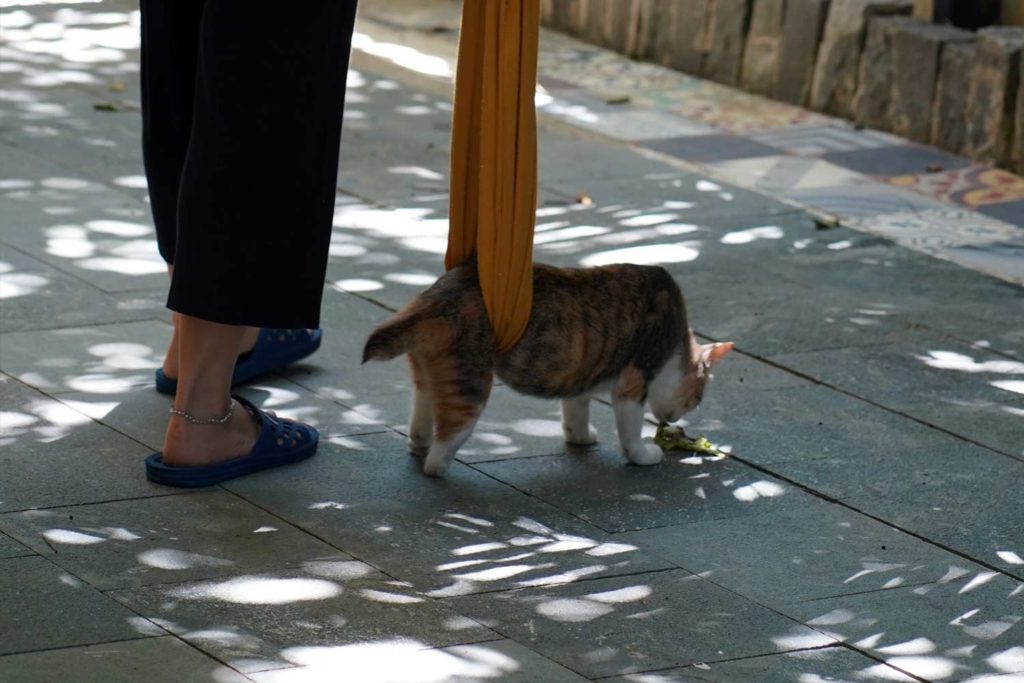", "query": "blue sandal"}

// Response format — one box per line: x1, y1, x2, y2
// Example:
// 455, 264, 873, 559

145, 395, 319, 487
155, 328, 323, 395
